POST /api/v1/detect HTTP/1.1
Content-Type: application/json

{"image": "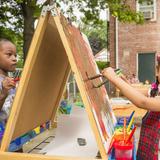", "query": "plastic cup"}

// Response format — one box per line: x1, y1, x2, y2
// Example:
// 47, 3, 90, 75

114, 140, 133, 160
114, 134, 129, 141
